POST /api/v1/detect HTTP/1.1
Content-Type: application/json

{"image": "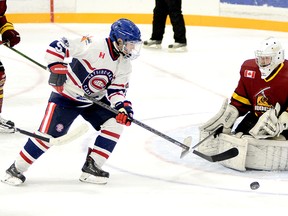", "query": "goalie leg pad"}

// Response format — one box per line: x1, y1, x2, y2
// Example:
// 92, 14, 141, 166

244, 136, 288, 171
197, 133, 220, 156
218, 133, 248, 171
